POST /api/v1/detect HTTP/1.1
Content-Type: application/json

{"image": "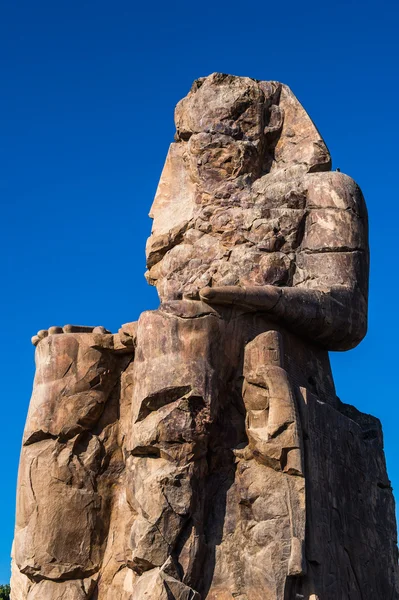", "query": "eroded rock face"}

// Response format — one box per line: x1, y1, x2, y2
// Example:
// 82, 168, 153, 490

145, 74, 367, 354
11, 74, 398, 599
